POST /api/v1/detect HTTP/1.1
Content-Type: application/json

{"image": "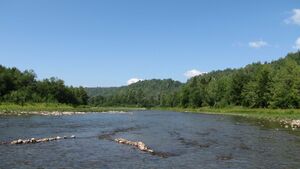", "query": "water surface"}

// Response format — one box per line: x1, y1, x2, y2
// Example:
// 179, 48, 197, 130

0, 111, 299, 169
